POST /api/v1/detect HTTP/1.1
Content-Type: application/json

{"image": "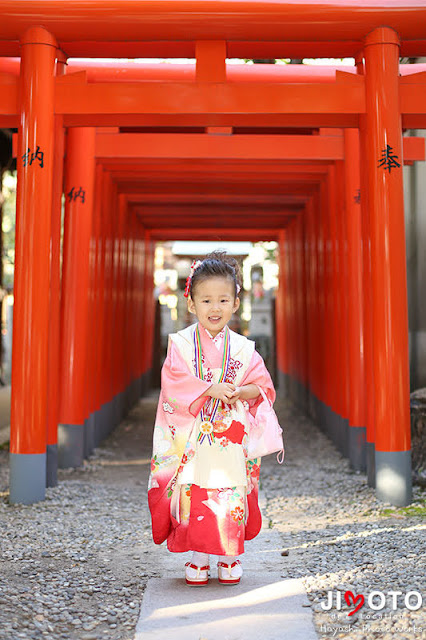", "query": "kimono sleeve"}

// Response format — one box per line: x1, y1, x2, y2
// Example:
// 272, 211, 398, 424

239, 349, 276, 416
162, 339, 212, 417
